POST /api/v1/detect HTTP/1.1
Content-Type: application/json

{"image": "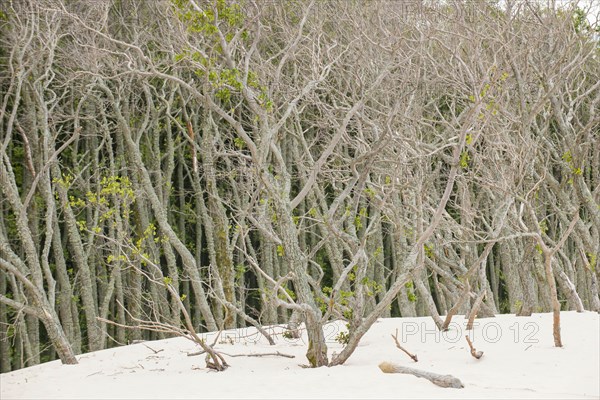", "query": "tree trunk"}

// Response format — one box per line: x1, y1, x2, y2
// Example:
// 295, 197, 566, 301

543, 252, 562, 347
